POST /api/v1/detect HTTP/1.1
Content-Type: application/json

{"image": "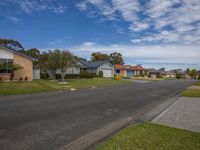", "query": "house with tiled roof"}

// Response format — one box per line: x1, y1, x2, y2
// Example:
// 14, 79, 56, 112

114, 64, 145, 77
